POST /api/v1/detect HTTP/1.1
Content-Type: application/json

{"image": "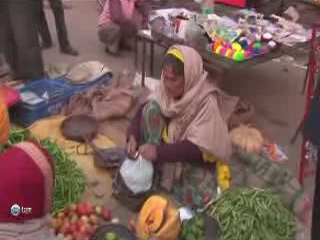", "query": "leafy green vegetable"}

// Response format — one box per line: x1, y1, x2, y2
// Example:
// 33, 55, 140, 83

0, 128, 86, 215
105, 232, 119, 240
206, 188, 296, 240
